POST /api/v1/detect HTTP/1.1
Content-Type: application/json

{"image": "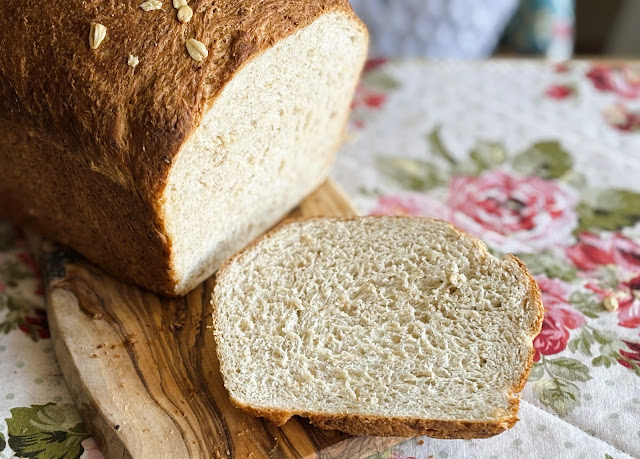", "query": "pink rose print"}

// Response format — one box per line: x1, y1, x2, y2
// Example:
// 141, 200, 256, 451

18, 308, 50, 340
567, 232, 640, 273
619, 340, 640, 370
351, 87, 388, 111
80, 438, 107, 459
586, 65, 640, 99
616, 291, 640, 329
17, 251, 40, 276
554, 62, 569, 73
446, 170, 578, 253
603, 104, 640, 132
17, 250, 44, 296
390, 454, 416, 459
363, 57, 388, 73
533, 275, 586, 361
350, 58, 393, 130
10, 224, 29, 249
355, 59, 390, 110
568, 232, 640, 328
546, 84, 574, 100
350, 85, 388, 130
370, 193, 449, 220
584, 279, 640, 329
